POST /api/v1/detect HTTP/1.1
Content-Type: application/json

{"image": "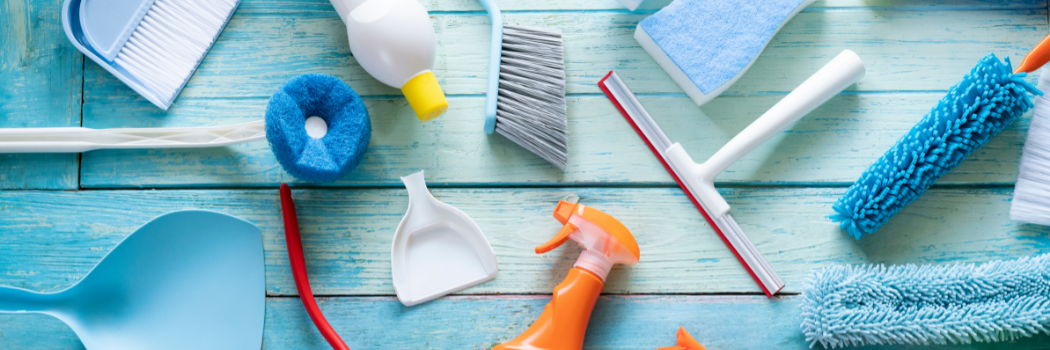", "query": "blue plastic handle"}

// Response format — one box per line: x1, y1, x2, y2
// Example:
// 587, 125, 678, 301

0, 286, 56, 313
480, 0, 502, 134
